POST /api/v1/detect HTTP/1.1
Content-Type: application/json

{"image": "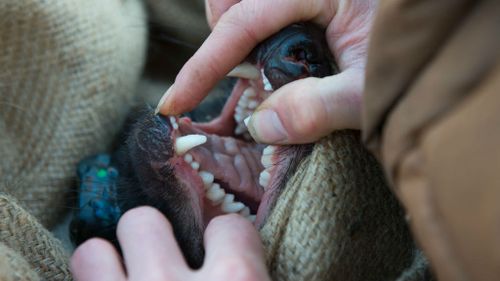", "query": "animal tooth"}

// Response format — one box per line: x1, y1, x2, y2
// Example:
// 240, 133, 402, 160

198, 171, 214, 188
259, 170, 271, 188
206, 183, 225, 205
263, 145, 276, 155
222, 201, 246, 213
260, 154, 272, 169
234, 113, 244, 122
261, 70, 274, 91
169, 116, 179, 130
234, 124, 248, 135
247, 215, 256, 222
223, 193, 235, 204
226, 63, 260, 80
175, 134, 207, 155
235, 106, 245, 114
238, 96, 249, 107
243, 87, 256, 98
239, 207, 250, 217
184, 153, 193, 163
191, 161, 200, 171
247, 100, 259, 109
